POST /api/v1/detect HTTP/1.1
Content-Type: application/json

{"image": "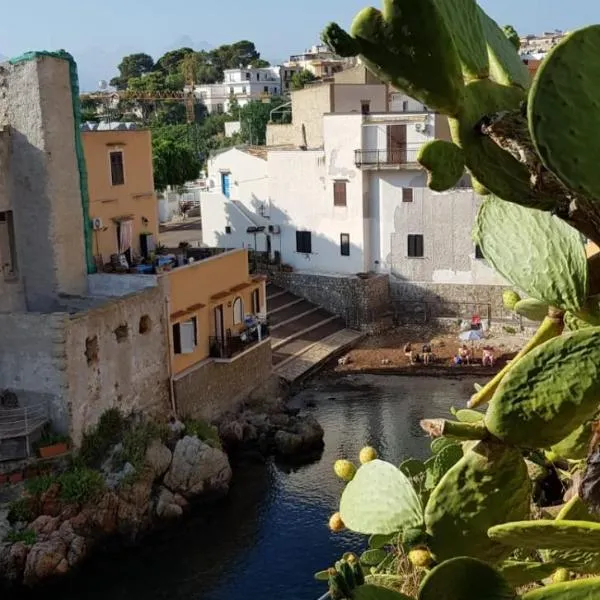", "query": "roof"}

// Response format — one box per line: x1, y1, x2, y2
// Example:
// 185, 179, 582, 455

241, 146, 268, 160
80, 122, 143, 132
